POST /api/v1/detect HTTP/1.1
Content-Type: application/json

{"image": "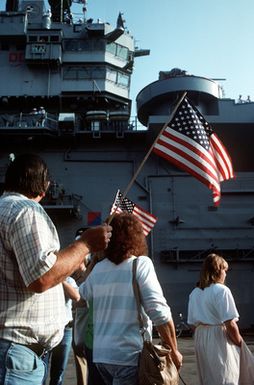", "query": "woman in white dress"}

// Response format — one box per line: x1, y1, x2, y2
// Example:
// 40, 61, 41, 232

187, 253, 243, 385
